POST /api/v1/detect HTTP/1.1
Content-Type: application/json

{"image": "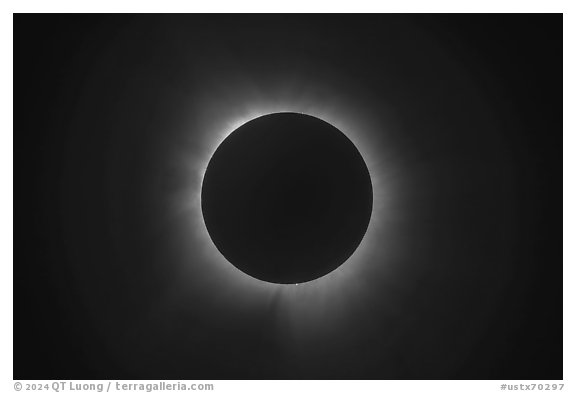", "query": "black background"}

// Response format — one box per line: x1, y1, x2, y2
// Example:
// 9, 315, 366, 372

15, 14, 562, 379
